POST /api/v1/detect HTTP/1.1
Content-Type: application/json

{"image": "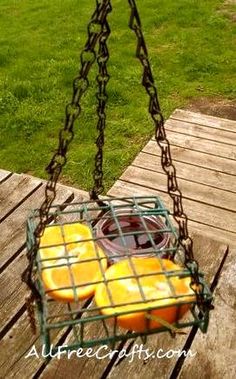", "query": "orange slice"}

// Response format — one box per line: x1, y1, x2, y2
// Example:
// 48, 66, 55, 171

95, 257, 195, 332
39, 223, 107, 301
